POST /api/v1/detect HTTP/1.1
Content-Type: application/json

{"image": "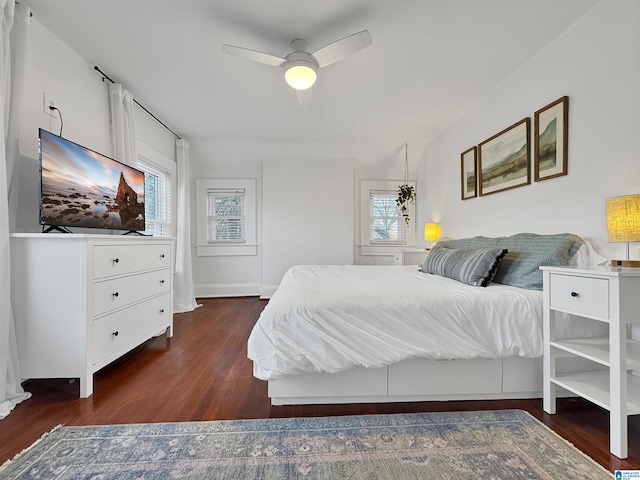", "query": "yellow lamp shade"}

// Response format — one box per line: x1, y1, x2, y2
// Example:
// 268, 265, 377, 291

424, 223, 441, 242
606, 194, 640, 242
